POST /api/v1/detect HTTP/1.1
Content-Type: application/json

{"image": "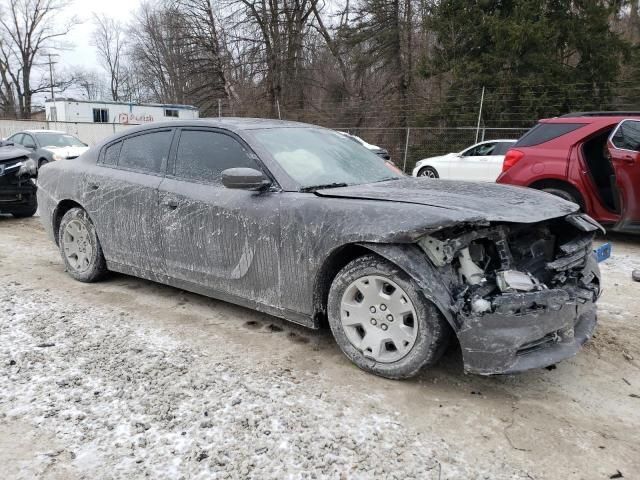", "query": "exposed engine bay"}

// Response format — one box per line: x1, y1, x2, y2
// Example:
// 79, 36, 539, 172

418, 213, 602, 374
